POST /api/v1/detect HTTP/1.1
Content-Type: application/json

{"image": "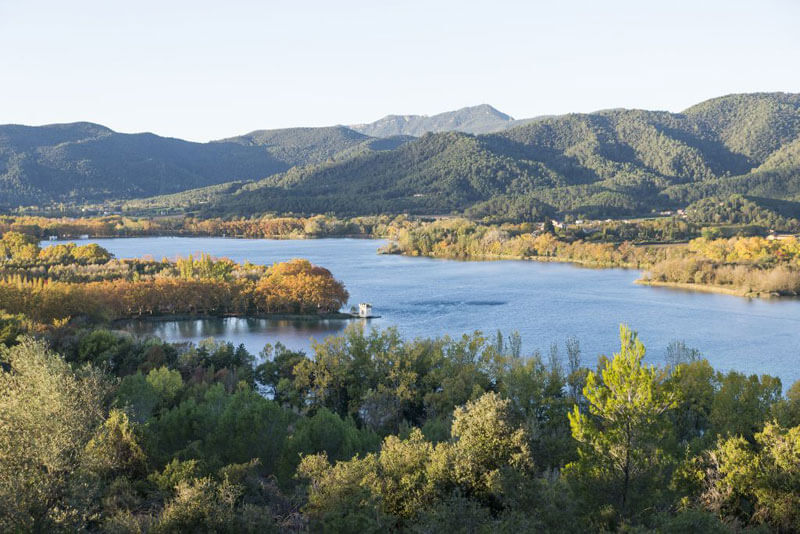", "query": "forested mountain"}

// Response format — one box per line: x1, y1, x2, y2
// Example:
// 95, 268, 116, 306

218, 125, 408, 167
0, 123, 288, 205
5, 93, 800, 220
349, 104, 526, 136
144, 92, 800, 219
0, 123, 410, 206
